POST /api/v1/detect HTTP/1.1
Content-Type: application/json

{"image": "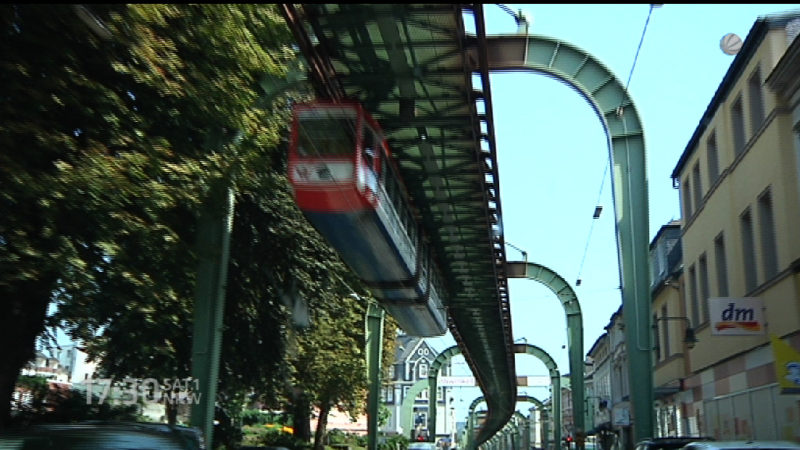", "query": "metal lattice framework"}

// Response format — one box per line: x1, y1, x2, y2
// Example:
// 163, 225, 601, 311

280, 4, 516, 445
